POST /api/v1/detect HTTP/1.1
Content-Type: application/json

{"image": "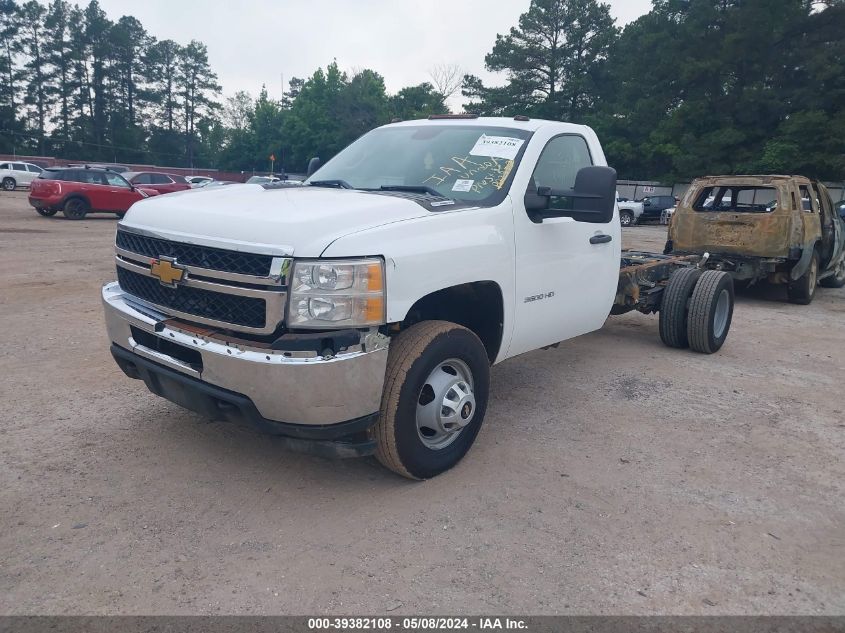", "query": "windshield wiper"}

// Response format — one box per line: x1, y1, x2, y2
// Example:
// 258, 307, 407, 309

309, 179, 353, 189
379, 185, 446, 197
